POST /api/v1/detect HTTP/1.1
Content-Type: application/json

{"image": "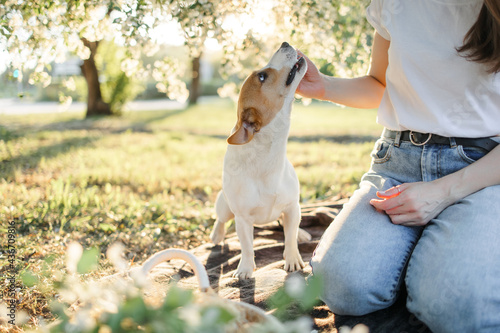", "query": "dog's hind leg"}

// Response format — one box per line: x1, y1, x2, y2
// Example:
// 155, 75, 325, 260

282, 203, 305, 272
298, 228, 312, 243
210, 191, 234, 245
